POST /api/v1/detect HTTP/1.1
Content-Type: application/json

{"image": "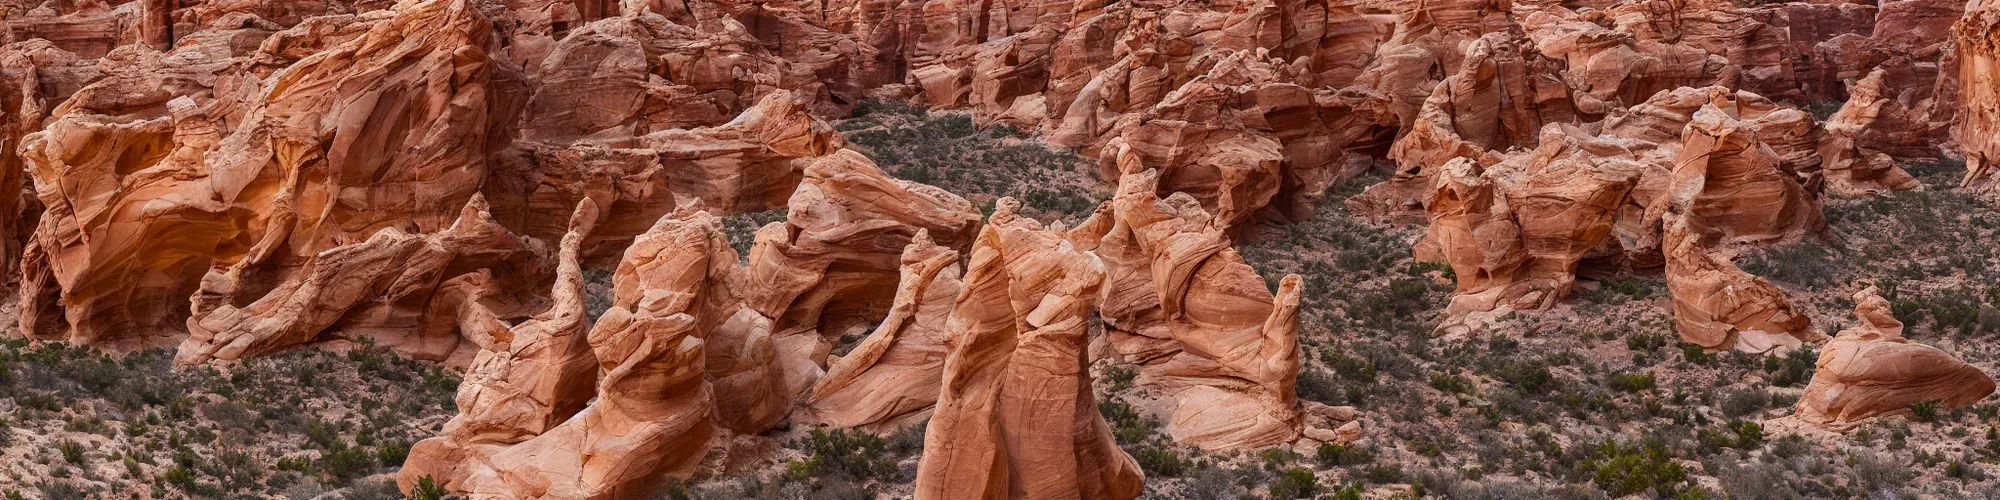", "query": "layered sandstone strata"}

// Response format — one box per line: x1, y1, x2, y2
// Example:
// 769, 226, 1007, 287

799, 230, 962, 433
1421, 128, 1645, 335
913, 199, 1143, 500
1660, 106, 1825, 353
709, 148, 980, 433
1796, 287, 1996, 431
1075, 146, 1306, 451
1957, 0, 2000, 195
399, 203, 723, 498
